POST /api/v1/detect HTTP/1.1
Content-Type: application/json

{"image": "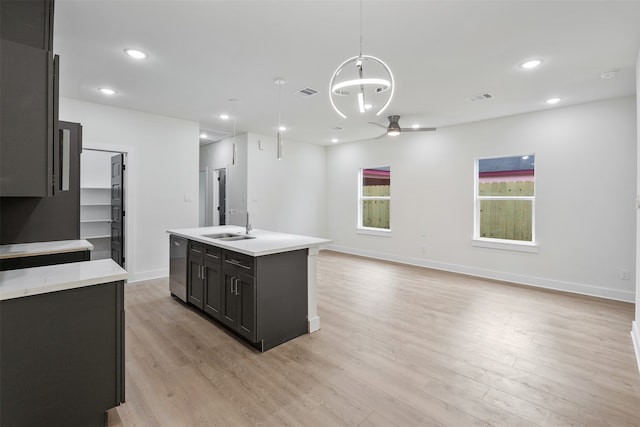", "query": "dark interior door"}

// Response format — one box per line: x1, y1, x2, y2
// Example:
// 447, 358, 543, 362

110, 154, 124, 267
218, 169, 226, 225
